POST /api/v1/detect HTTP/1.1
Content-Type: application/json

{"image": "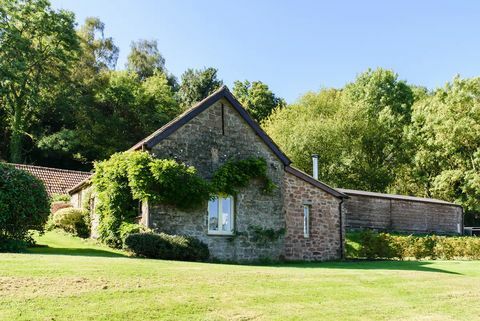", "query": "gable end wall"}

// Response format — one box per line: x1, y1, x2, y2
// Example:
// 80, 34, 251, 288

283, 172, 343, 261
147, 98, 286, 261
